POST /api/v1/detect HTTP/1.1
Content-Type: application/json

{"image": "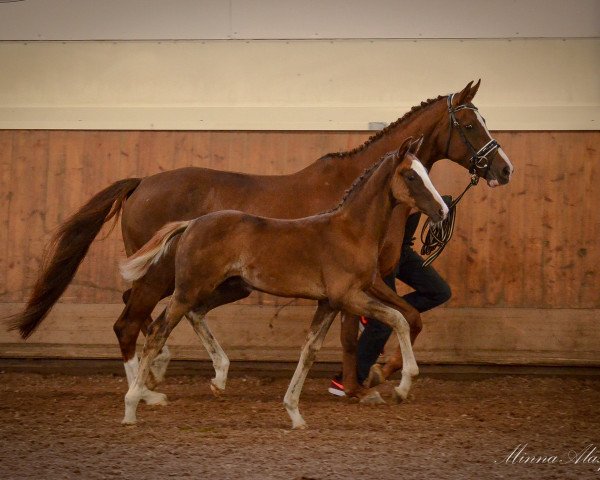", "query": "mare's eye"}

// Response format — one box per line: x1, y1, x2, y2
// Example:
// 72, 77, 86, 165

406, 174, 415, 181
465, 124, 473, 129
